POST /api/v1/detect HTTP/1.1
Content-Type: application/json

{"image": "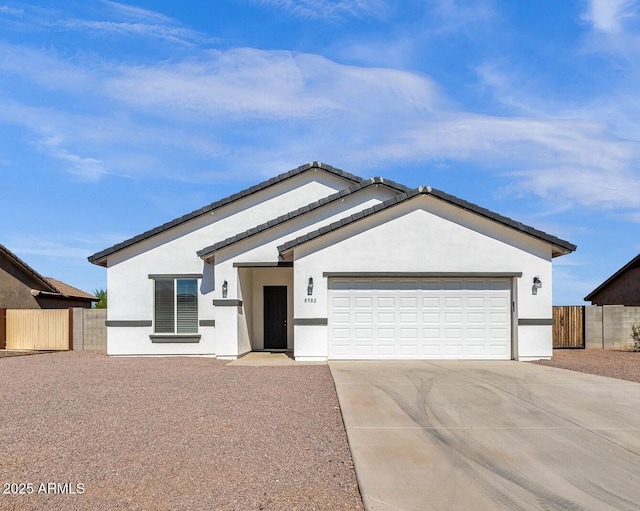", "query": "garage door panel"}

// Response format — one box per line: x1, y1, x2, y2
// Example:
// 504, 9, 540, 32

422, 328, 440, 339
355, 312, 373, 323
445, 328, 462, 339
332, 328, 351, 339
445, 345, 463, 356
378, 313, 395, 323
422, 344, 442, 356
378, 297, 396, 308
400, 344, 418, 356
468, 313, 486, 323
333, 313, 351, 325
355, 328, 372, 339
376, 344, 395, 356
467, 344, 486, 355
400, 312, 417, 323
329, 278, 511, 360
468, 328, 486, 339
331, 344, 350, 356
400, 297, 418, 307
355, 345, 373, 356
490, 296, 509, 307
400, 328, 418, 339
445, 312, 462, 323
